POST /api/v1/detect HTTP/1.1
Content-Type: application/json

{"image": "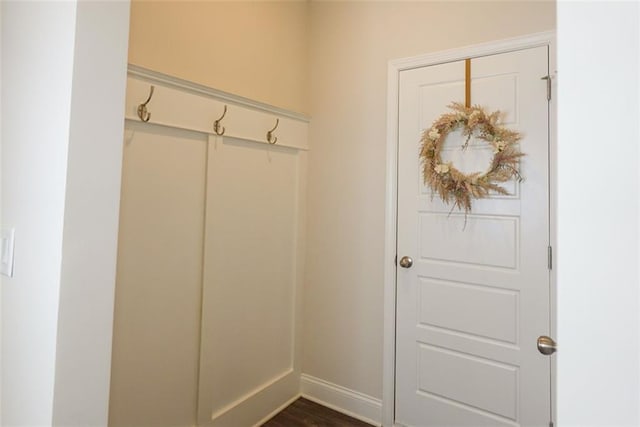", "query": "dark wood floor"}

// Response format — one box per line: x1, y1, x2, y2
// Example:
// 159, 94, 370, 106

262, 398, 374, 427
